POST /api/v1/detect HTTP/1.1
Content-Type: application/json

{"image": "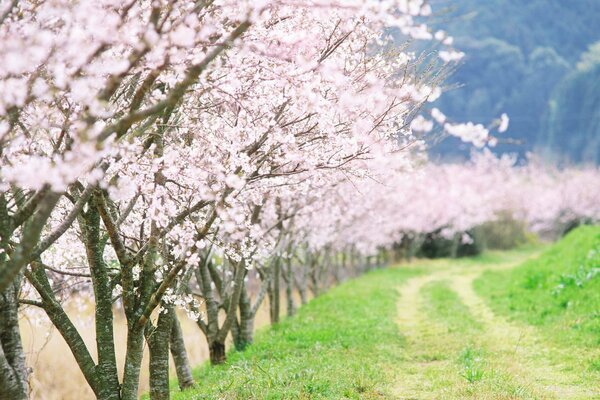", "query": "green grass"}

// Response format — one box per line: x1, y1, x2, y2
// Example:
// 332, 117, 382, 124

421, 280, 482, 334
172, 267, 421, 399
475, 225, 600, 353
166, 238, 599, 400
457, 345, 486, 384
420, 281, 488, 387
420, 282, 489, 385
